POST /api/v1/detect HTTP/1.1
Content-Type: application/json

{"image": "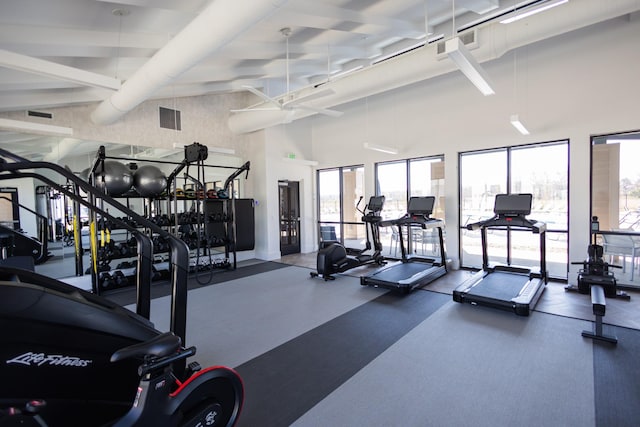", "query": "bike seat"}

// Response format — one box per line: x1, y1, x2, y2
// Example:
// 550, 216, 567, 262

110, 332, 181, 363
